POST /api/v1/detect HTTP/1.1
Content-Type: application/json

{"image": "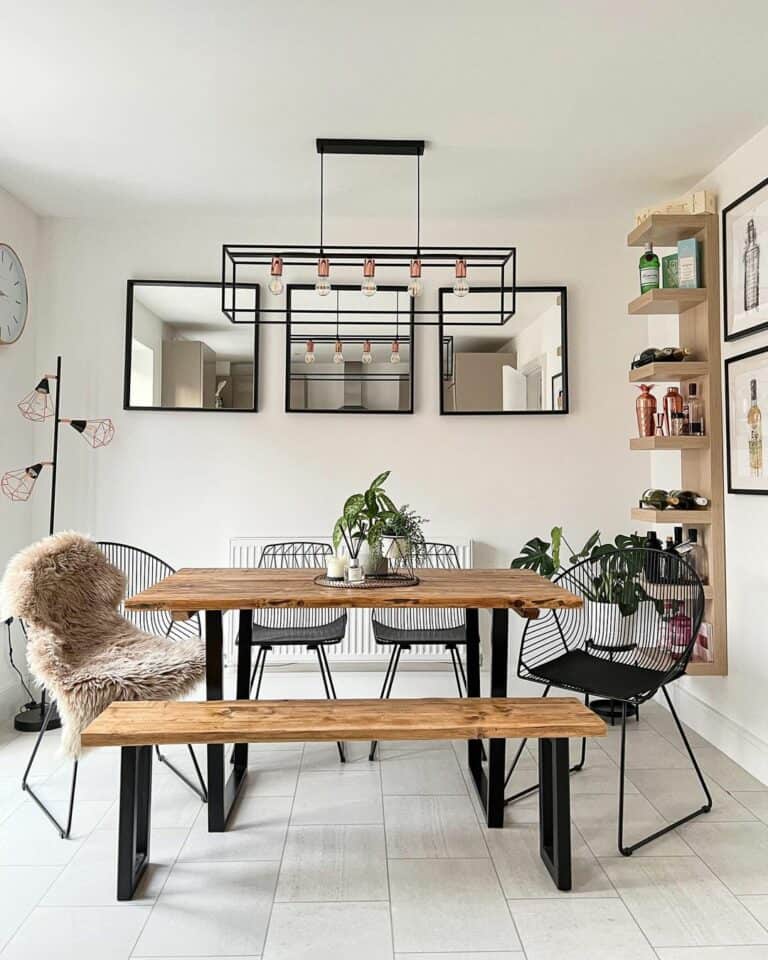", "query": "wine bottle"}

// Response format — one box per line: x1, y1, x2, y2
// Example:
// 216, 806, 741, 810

748, 378, 763, 478
644, 531, 664, 583
639, 244, 660, 294
744, 218, 760, 312
667, 490, 710, 510
631, 346, 692, 369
